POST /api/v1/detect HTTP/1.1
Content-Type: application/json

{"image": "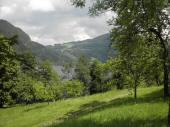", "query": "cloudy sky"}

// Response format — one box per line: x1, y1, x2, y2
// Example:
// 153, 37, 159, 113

0, 0, 112, 45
